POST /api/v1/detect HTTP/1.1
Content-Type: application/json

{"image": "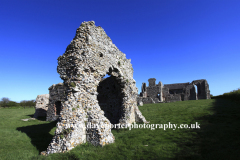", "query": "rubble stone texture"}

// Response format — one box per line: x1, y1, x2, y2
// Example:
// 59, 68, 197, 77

44, 21, 147, 154
33, 94, 49, 118
46, 83, 66, 121
138, 78, 210, 103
